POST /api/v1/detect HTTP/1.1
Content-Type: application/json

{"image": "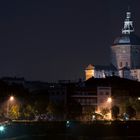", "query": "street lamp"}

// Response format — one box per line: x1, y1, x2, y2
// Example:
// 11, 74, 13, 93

0, 125, 5, 133
107, 97, 112, 103
9, 96, 14, 101
7, 96, 15, 118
